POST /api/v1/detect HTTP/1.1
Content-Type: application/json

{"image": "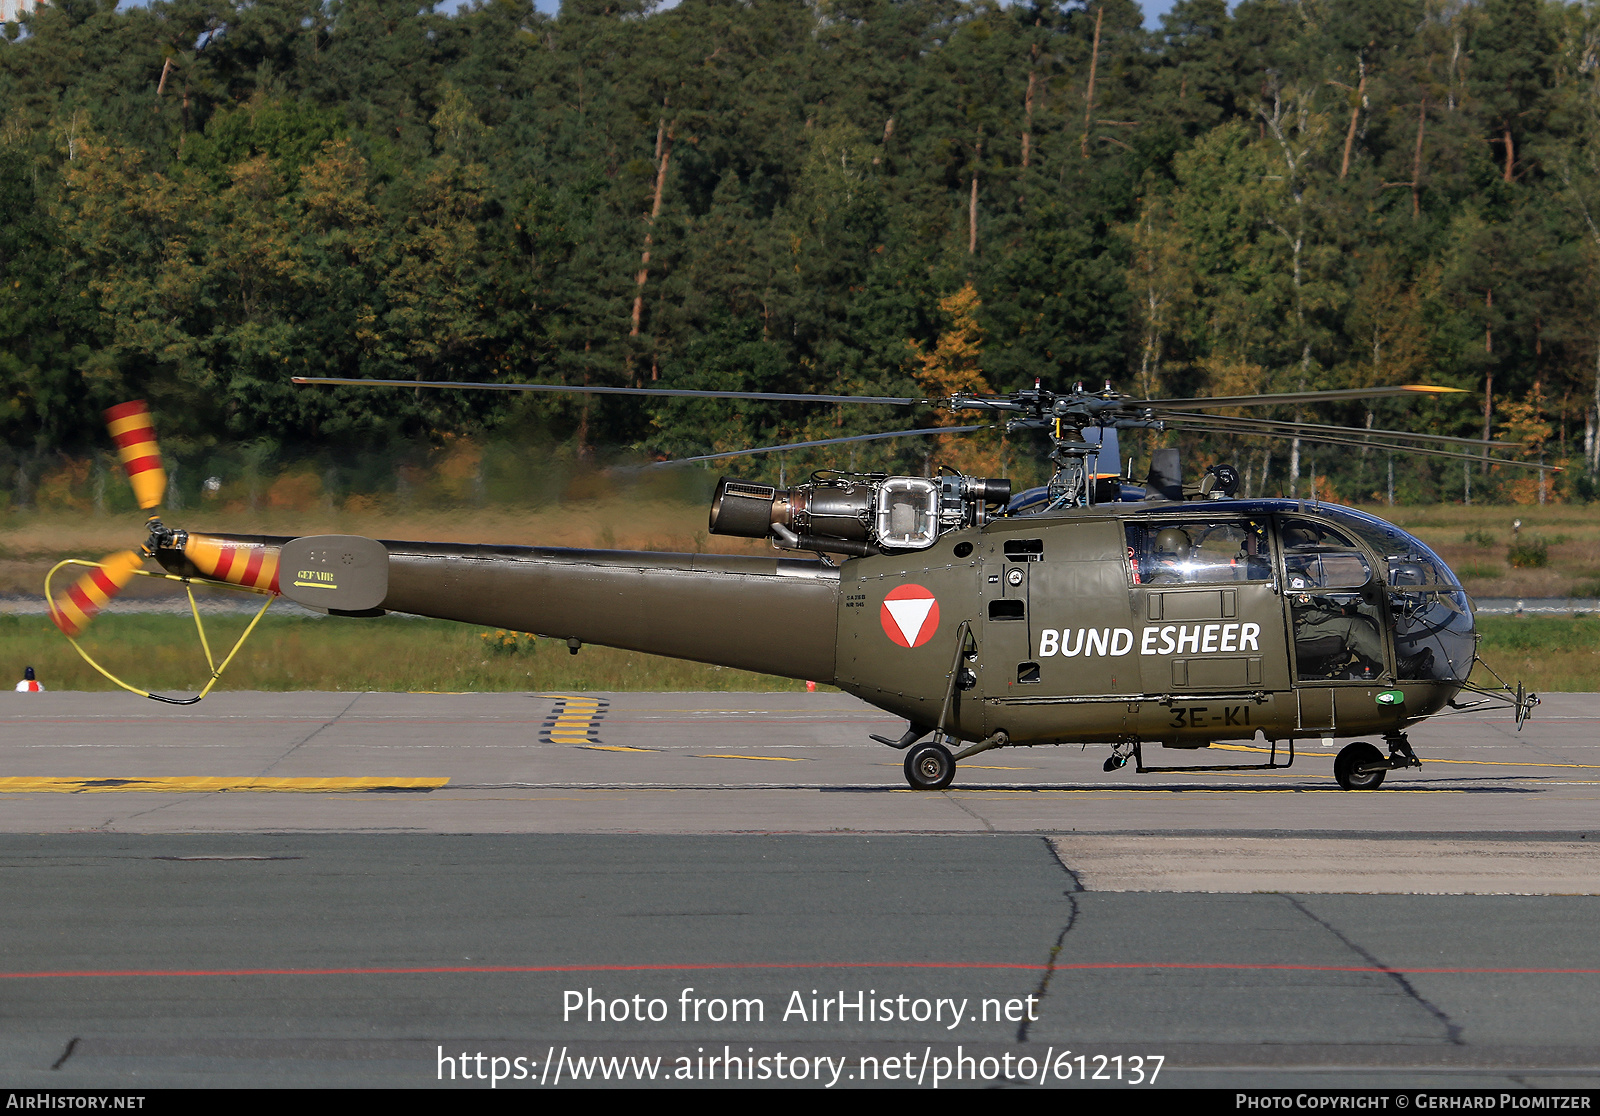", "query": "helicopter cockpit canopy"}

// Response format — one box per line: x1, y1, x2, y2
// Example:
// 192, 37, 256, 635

1313, 505, 1460, 589
1306, 505, 1475, 684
